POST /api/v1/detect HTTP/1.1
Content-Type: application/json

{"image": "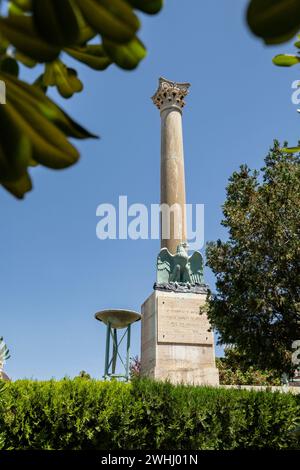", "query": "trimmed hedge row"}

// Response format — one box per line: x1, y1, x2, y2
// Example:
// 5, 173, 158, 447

0, 378, 299, 450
